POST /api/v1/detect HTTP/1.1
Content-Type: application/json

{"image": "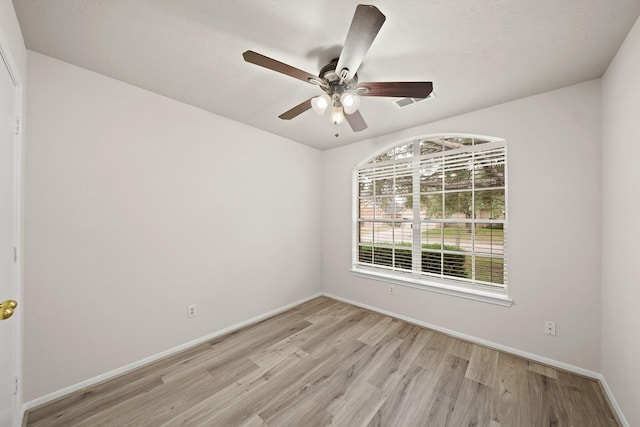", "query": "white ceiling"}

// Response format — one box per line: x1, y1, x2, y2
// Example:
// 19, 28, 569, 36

13, 0, 640, 150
